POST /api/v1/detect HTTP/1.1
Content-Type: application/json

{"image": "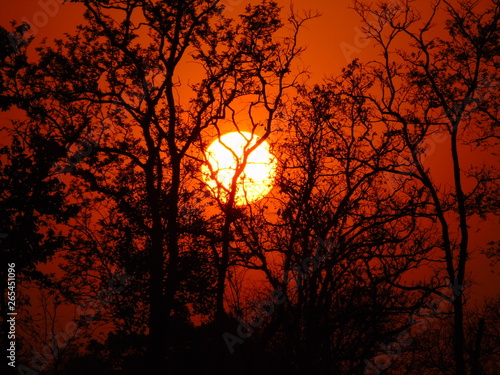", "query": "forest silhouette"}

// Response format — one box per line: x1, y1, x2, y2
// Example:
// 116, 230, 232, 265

0, 0, 499, 374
